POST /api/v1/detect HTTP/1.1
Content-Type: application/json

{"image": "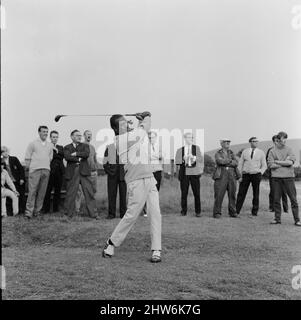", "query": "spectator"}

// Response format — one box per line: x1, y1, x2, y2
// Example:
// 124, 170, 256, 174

175, 132, 204, 217
236, 137, 267, 216
64, 130, 99, 219
1, 157, 19, 217
103, 143, 127, 219
1, 146, 26, 214
42, 131, 65, 213
212, 139, 240, 218
25, 126, 53, 219
268, 131, 301, 226
266, 135, 288, 213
